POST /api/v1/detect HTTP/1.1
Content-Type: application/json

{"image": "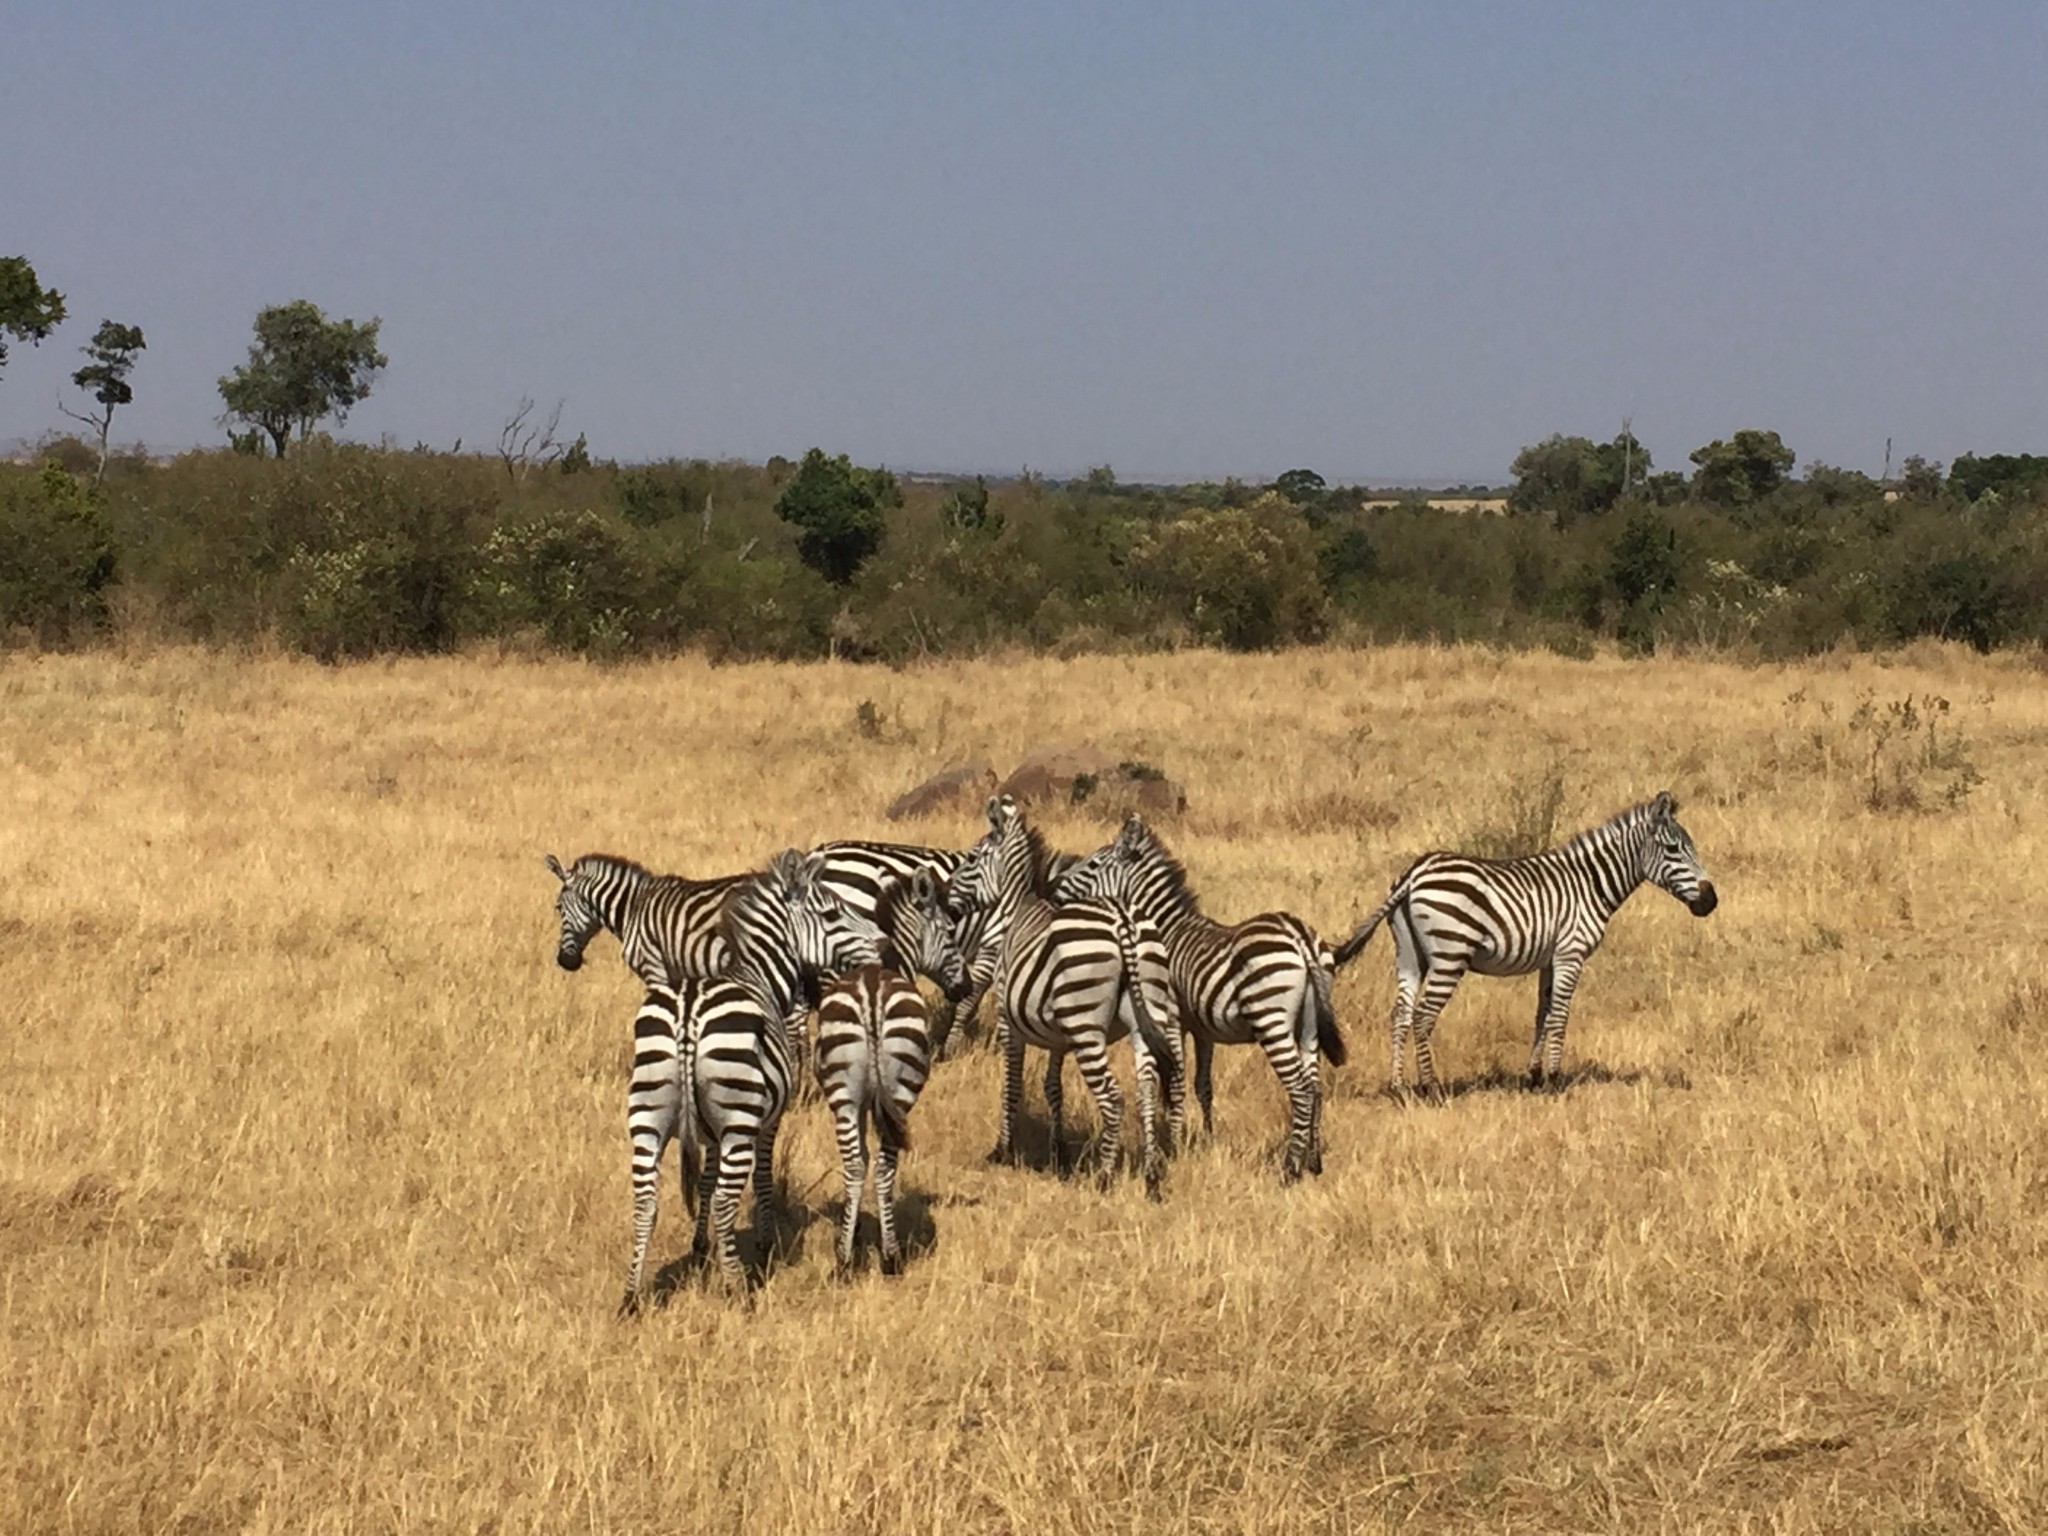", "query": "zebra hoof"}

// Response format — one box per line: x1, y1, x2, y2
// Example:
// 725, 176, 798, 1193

879, 1245, 904, 1277
616, 1290, 643, 1319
